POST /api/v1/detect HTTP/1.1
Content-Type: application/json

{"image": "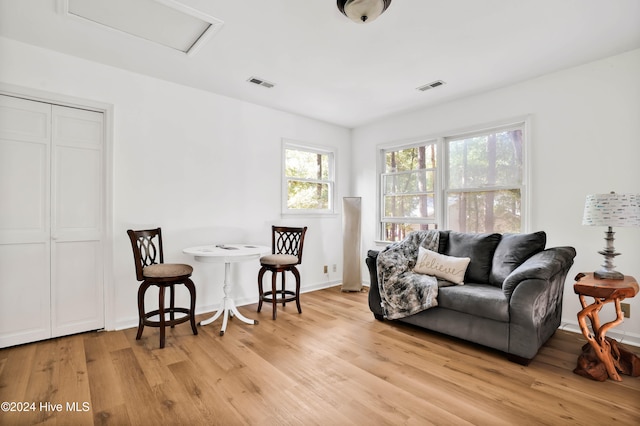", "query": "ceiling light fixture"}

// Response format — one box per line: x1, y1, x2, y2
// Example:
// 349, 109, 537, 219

337, 0, 392, 24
